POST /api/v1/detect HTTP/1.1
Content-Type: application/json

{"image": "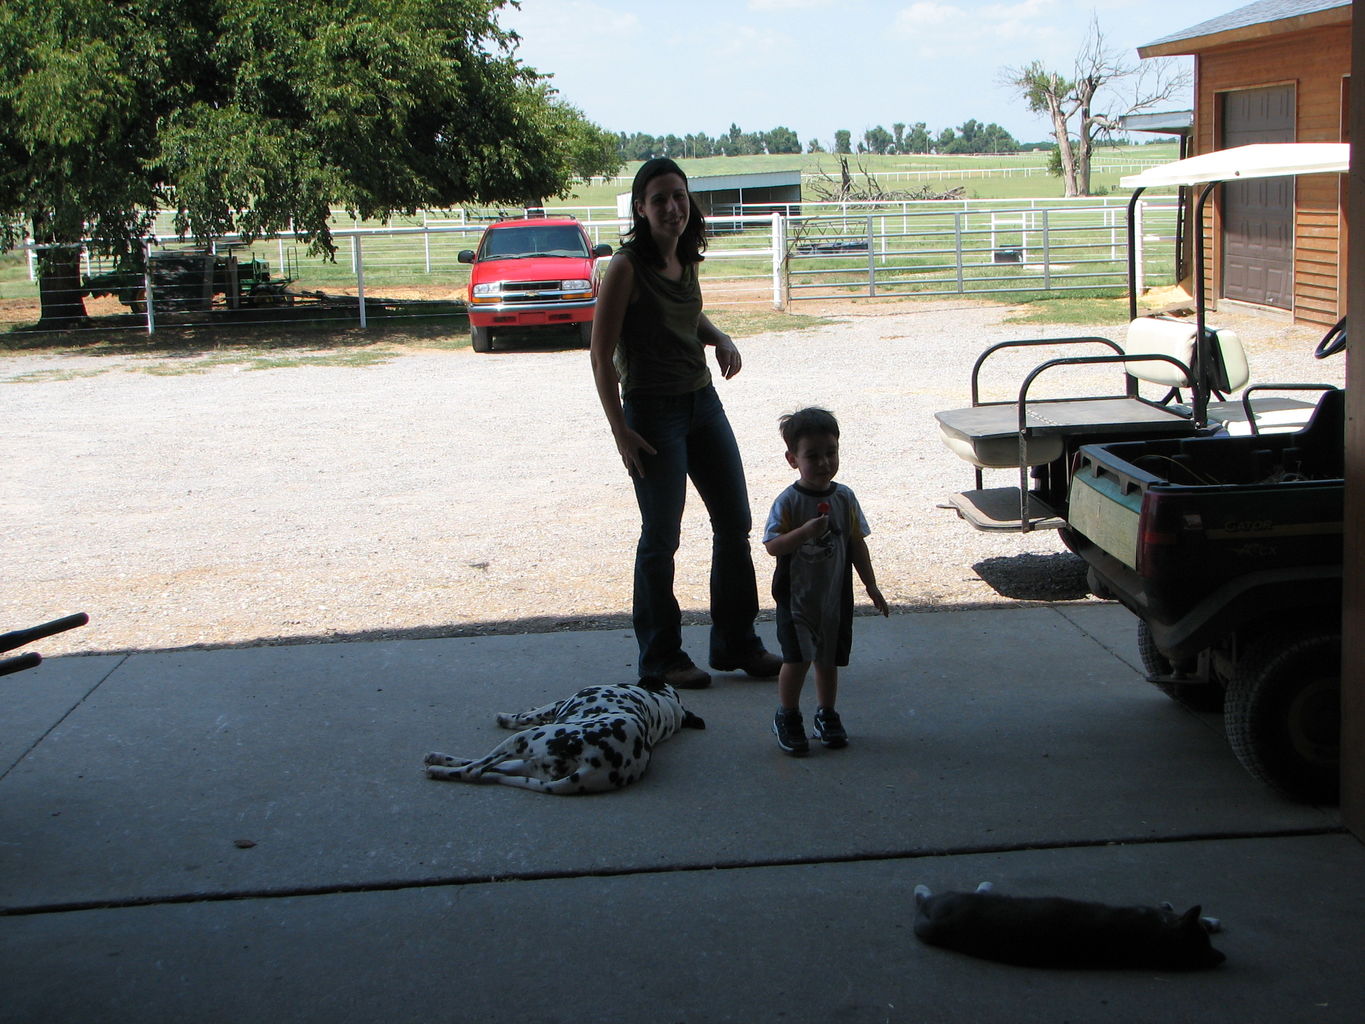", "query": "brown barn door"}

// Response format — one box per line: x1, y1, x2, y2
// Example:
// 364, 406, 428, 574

1219, 85, 1296, 308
